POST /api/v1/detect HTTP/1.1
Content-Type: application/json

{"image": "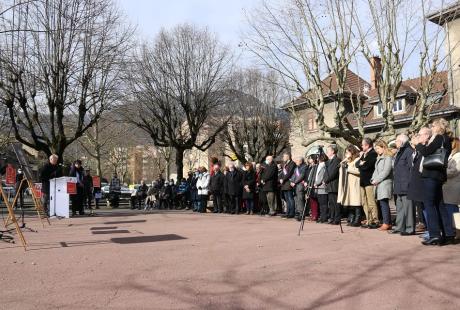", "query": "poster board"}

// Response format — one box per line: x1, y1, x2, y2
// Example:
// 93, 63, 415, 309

92, 176, 101, 188
11, 143, 34, 181
5, 164, 16, 185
